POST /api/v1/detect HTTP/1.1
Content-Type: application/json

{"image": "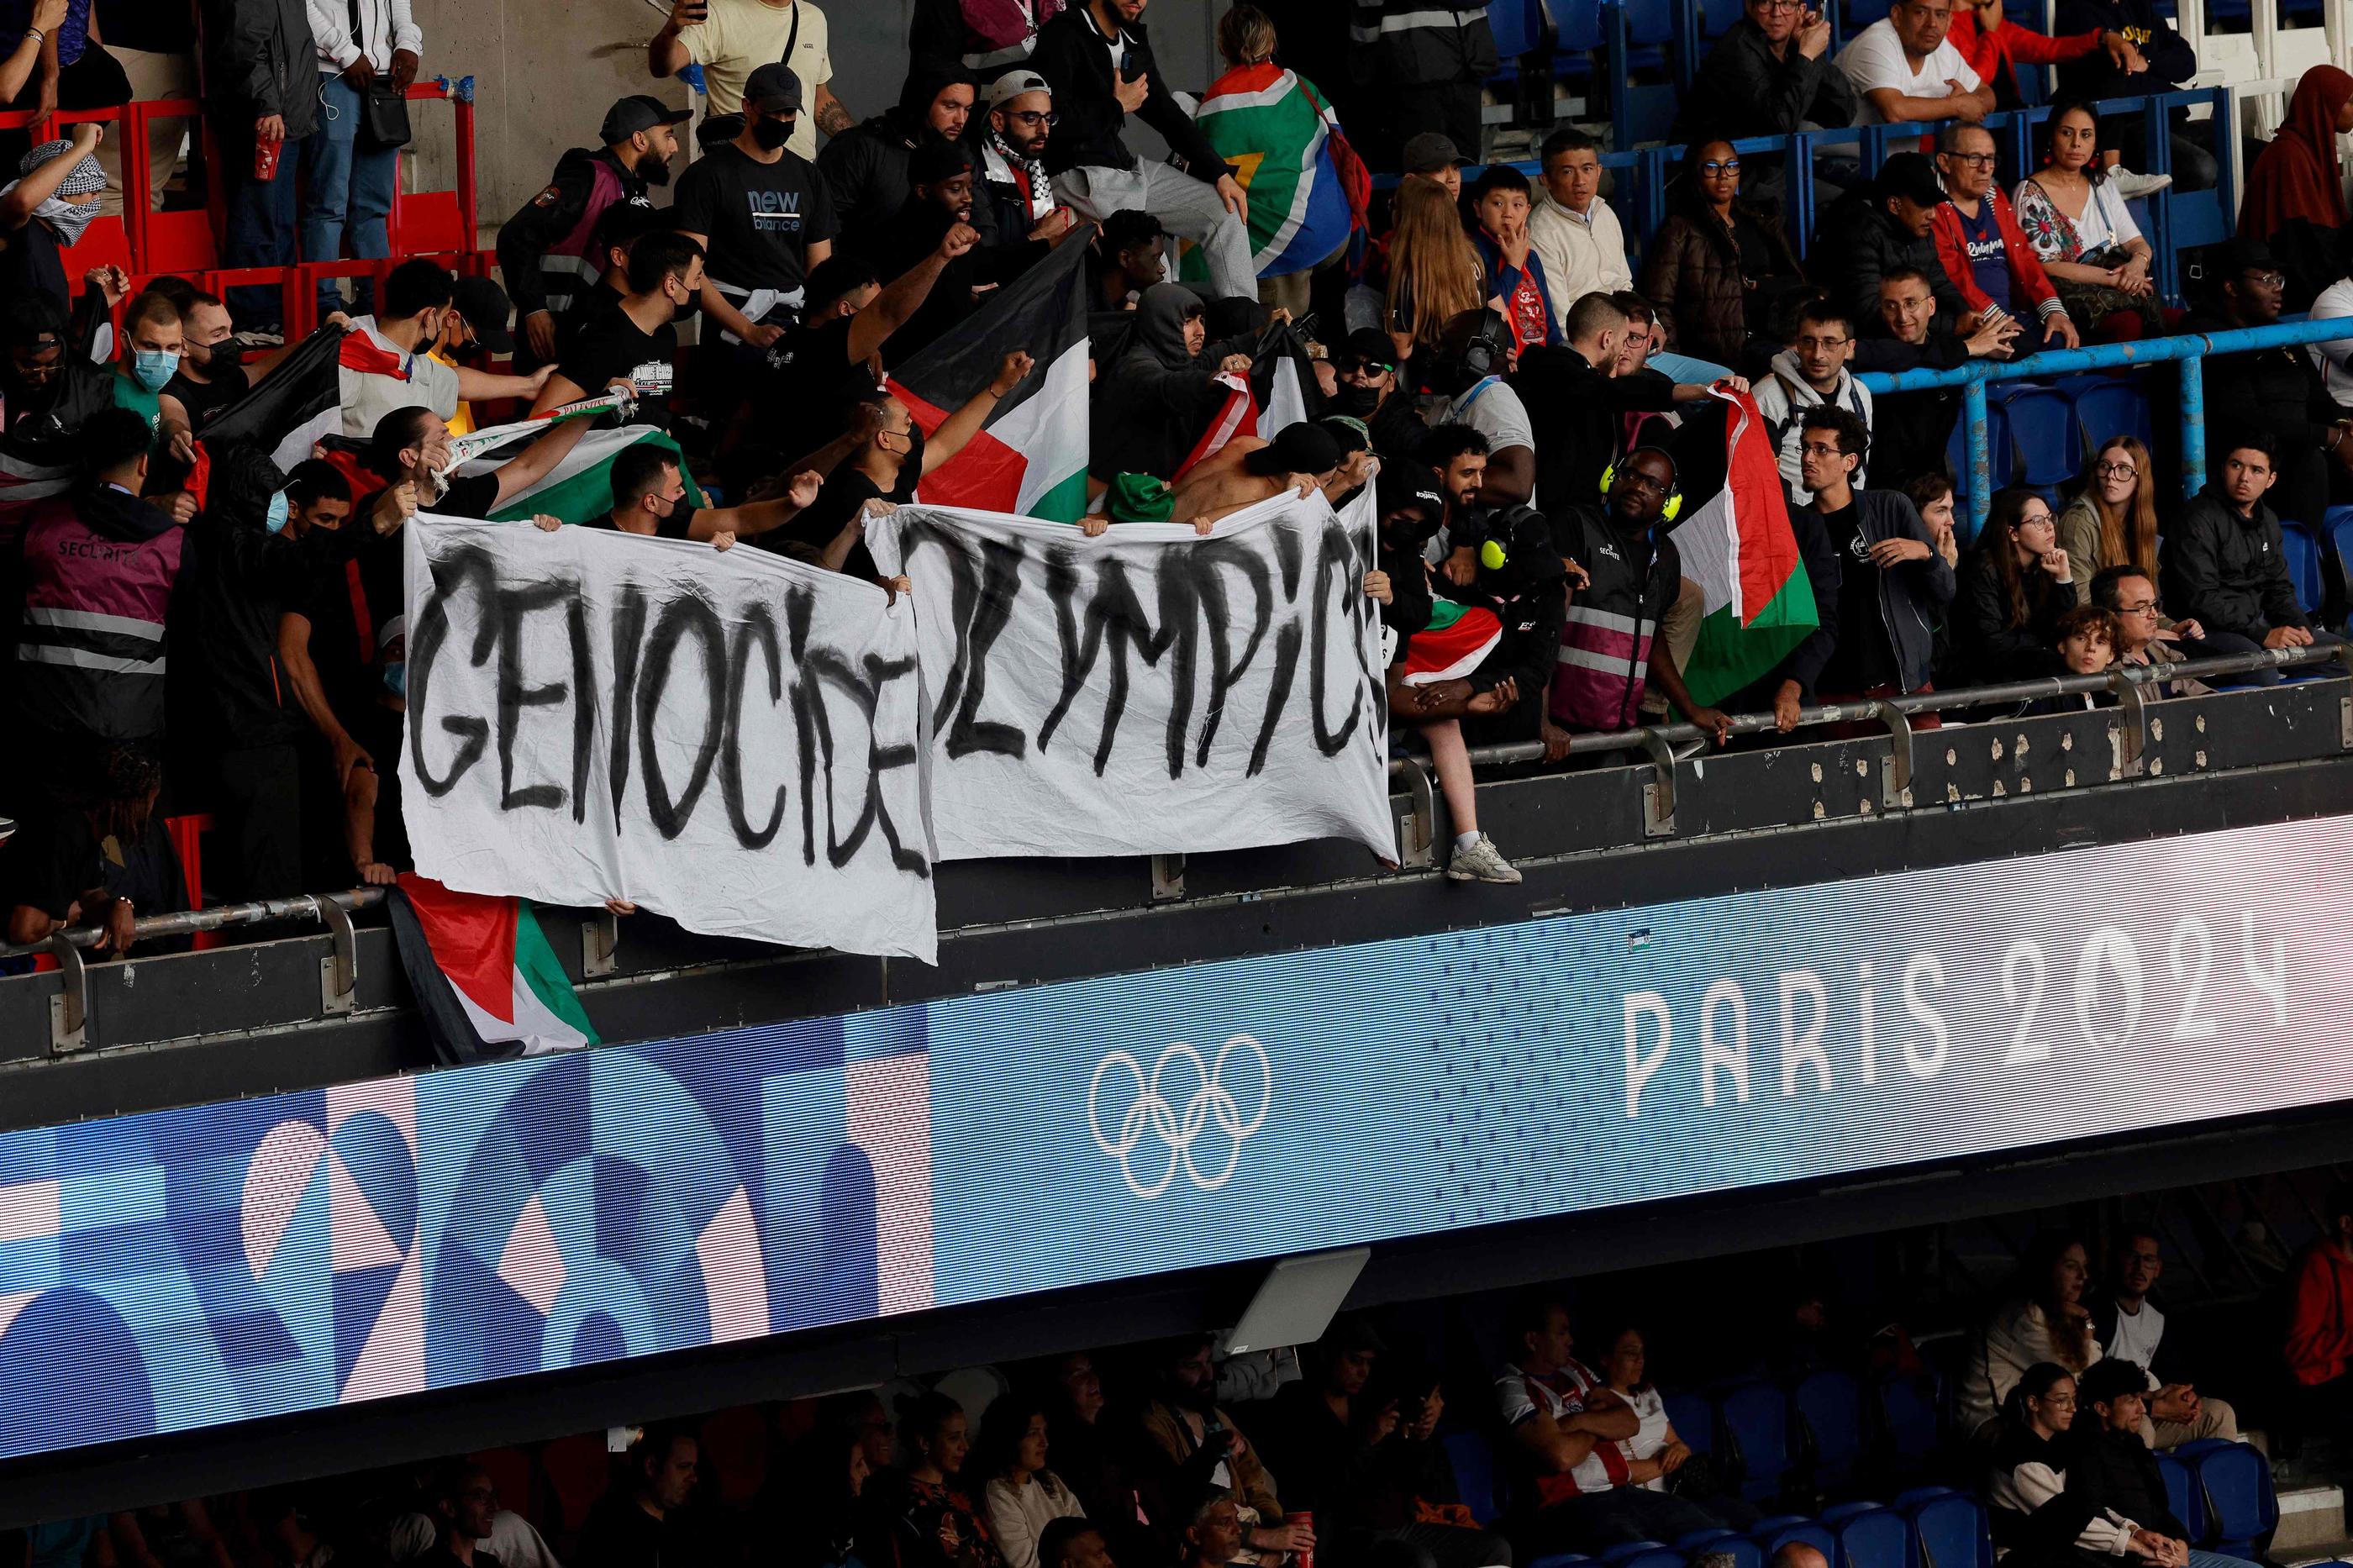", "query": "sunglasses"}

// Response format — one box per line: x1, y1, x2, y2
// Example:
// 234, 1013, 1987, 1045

1339, 356, 1394, 376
